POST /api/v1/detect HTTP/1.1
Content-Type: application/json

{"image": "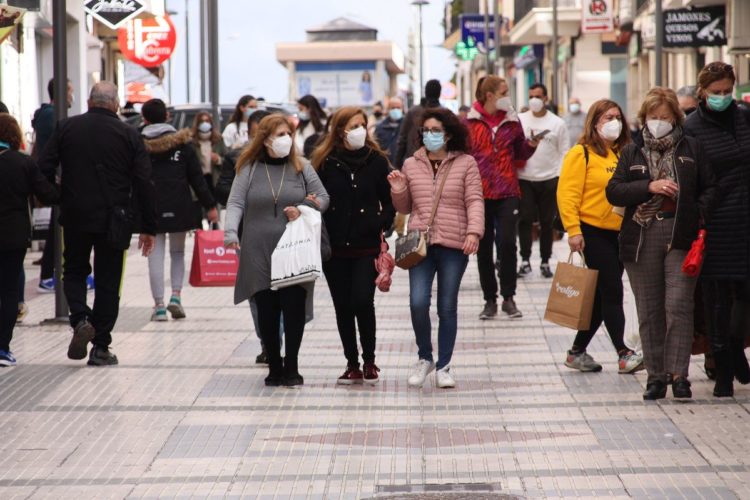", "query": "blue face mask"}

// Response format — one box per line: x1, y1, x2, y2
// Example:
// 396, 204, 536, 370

298, 111, 310, 121
389, 108, 403, 121
0, 141, 10, 149
243, 108, 256, 119
706, 93, 734, 112
423, 131, 446, 152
